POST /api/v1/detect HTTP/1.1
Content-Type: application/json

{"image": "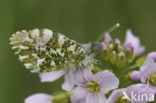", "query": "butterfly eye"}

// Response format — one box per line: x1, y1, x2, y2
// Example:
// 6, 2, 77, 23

91, 42, 101, 53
